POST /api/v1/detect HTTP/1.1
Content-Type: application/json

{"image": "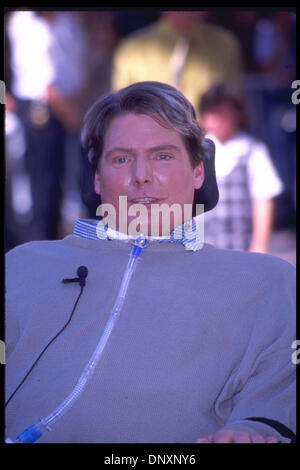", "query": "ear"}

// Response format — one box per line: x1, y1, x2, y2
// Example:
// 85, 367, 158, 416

94, 169, 102, 195
193, 161, 205, 190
